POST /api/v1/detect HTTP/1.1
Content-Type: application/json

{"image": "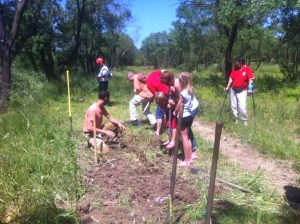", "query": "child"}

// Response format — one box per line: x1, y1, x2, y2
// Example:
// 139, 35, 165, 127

174, 77, 199, 159
174, 72, 198, 167
159, 71, 177, 149
155, 91, 178, 149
